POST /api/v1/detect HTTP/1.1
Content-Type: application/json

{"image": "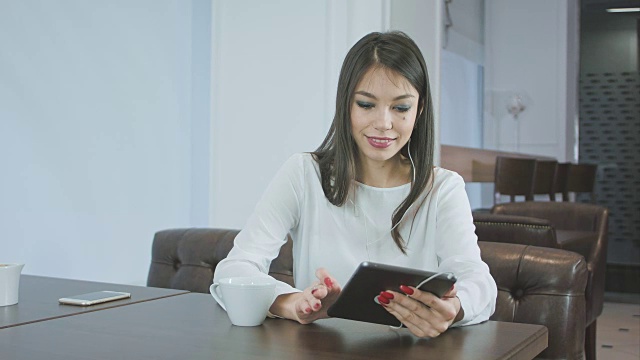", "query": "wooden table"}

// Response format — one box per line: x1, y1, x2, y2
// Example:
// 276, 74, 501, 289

0, 275, 188, 329
440, 144, 554, 182
0, 292, 548, 360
